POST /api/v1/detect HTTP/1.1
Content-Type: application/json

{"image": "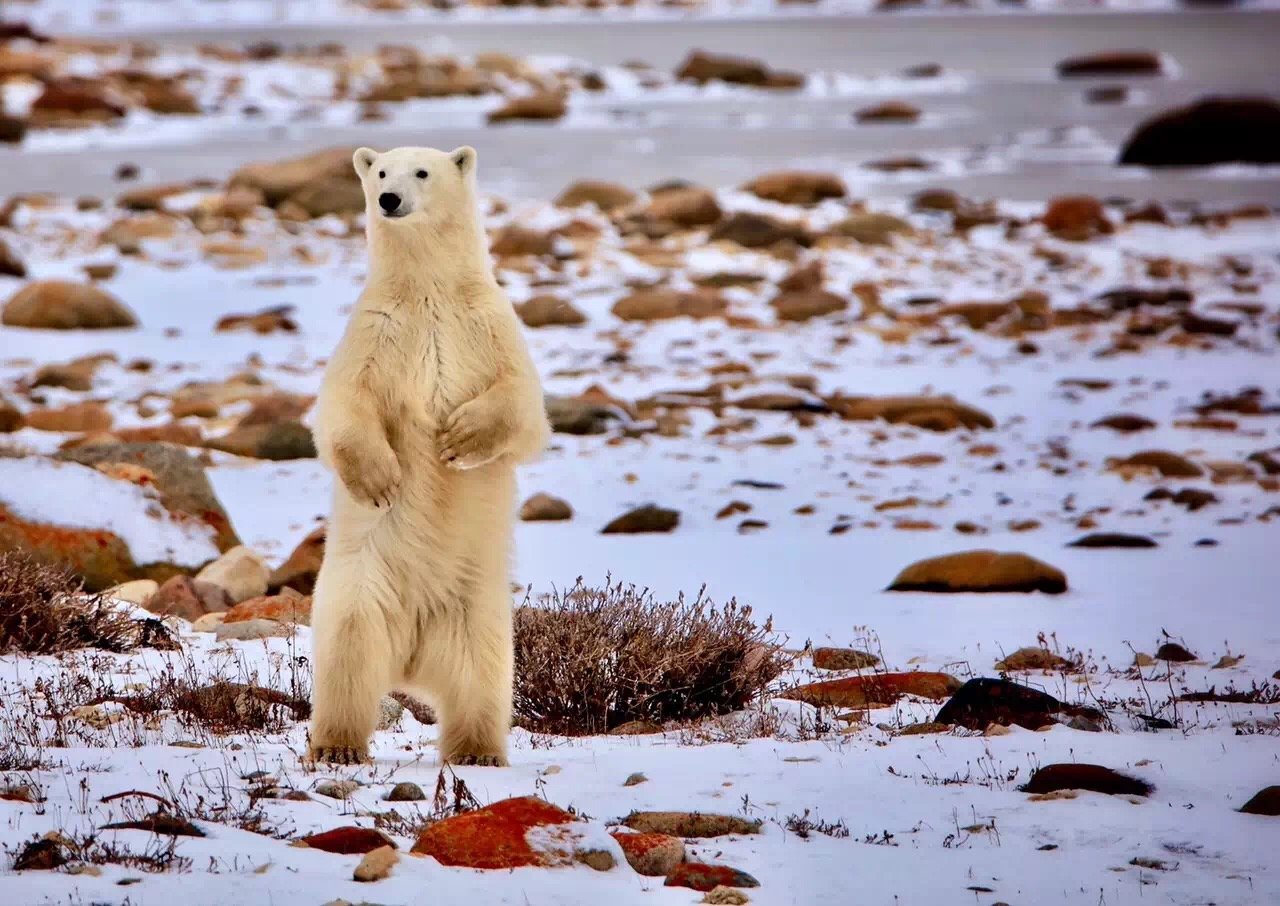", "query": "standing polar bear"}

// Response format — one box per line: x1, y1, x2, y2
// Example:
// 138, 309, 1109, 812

308, 145, 549, 766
